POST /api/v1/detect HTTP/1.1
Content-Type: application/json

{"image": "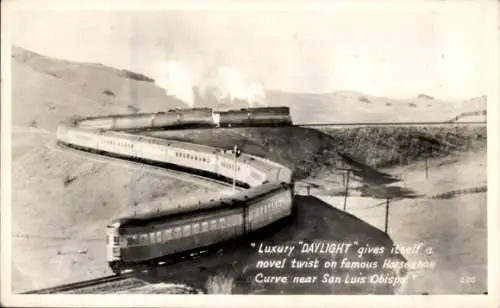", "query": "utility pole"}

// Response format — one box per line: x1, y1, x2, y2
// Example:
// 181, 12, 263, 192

343, 170, 350, 211
425, 157, 429, 180
233, 145, 241, 192
384, 198, 390, 233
